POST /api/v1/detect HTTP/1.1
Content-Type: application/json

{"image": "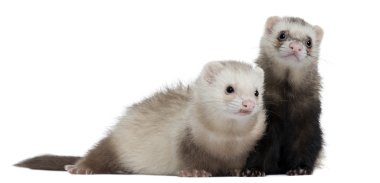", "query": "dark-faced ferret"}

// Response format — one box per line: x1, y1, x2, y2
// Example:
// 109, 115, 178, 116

242, 16, 324, 176
16, 61, 266, 176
